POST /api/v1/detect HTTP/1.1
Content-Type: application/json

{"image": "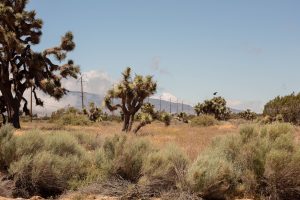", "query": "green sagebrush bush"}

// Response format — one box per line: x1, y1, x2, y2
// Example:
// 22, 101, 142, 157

0, 124, 15, 170
95, 134, 152, 182
139, 144, 189, 196
50, 107, 91, 126
9, 151, 87, 198
1, 129, 92, 198
187, 122, 300, 200
263, 92, 300, 124
190, 115, 218, 127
